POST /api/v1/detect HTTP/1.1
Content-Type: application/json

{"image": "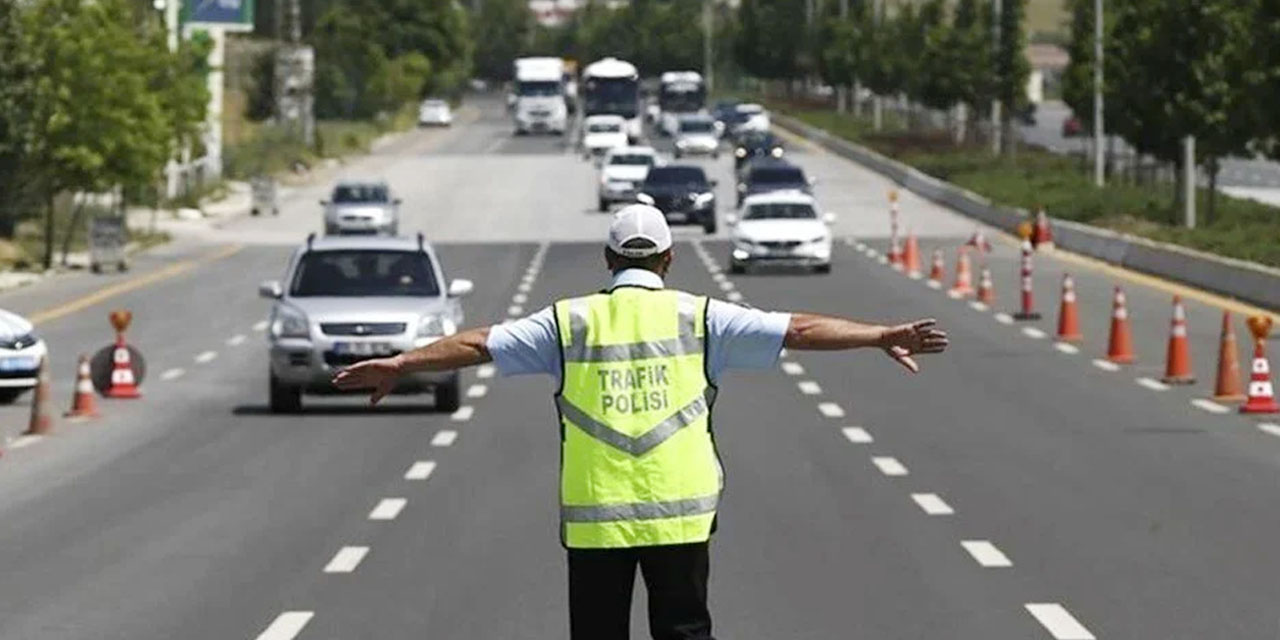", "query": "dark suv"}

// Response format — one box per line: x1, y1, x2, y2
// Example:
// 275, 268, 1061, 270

637, 165, 718, 234
736, 159, 811, 207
